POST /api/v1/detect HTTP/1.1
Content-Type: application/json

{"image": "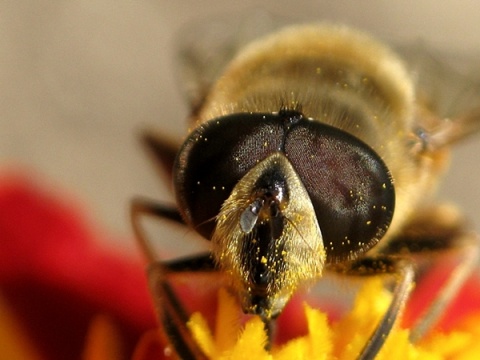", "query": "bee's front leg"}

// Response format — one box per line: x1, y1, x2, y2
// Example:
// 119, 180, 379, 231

336, 256, 415, 360
381, 204, 480, 343
148, 255, 215, 360
131, 198, 214, 359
